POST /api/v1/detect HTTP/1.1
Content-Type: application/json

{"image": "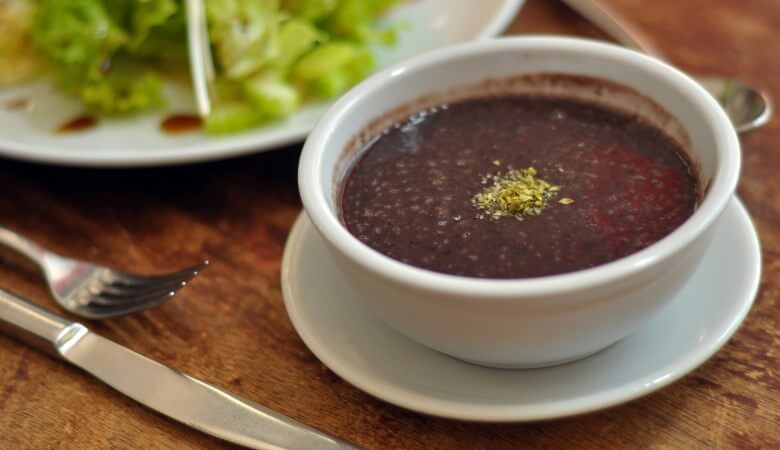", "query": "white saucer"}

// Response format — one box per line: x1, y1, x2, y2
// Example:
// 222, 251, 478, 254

281, 198, 760, 422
